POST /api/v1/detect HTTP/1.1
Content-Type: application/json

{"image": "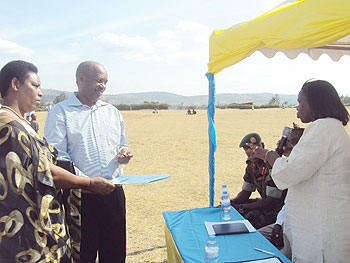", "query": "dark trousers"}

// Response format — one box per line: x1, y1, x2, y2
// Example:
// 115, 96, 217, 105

240, 199, 279, 229
79, 186, 126, 263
